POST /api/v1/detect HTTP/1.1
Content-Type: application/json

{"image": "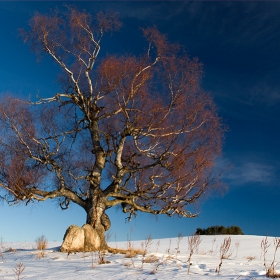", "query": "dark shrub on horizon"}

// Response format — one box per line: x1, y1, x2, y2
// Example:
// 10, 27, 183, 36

195, 225, 244, 235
